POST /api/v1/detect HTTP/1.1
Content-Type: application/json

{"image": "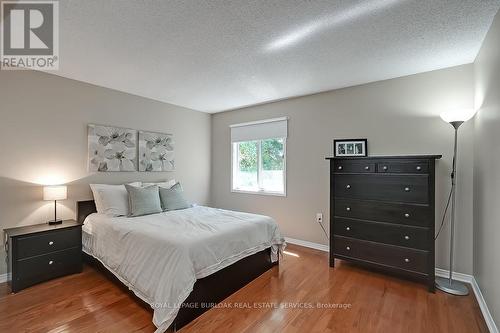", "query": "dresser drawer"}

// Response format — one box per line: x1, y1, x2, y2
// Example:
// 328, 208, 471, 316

334, 198, 432, 227
333, 236, 428, 274
16, 227, 81, 259
333, 160, 375, 173
334, 174, 429, 204
334, 218, 429, 250
15, 247, 82, 290
376, 160, 428, 174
